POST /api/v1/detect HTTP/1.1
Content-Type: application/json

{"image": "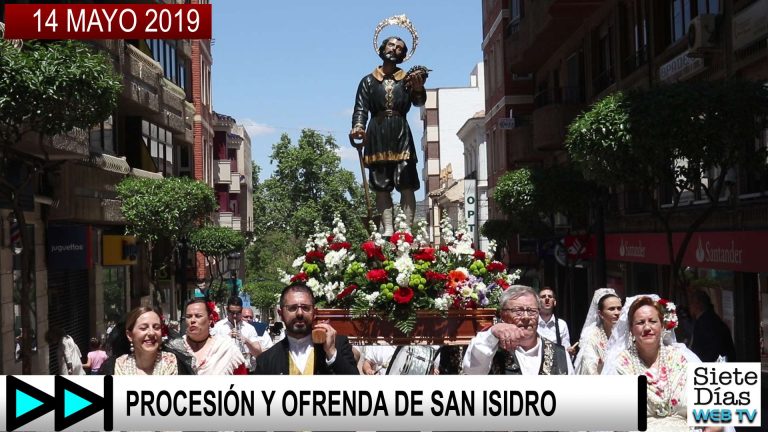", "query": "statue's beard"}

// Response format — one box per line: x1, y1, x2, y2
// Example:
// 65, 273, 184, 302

380, 51, 403, 64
